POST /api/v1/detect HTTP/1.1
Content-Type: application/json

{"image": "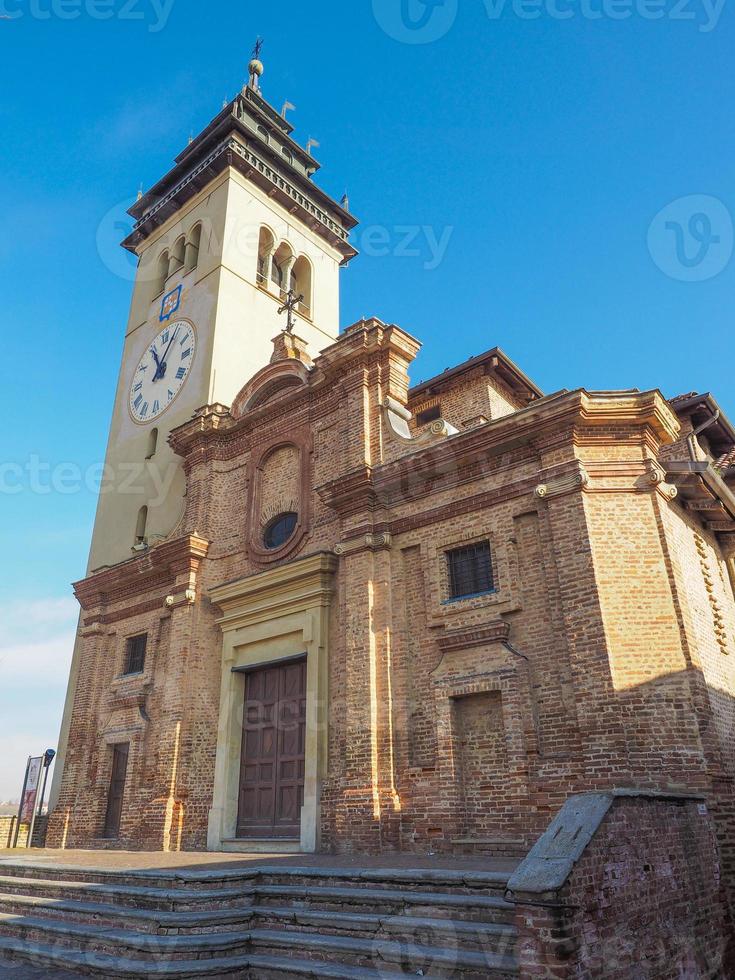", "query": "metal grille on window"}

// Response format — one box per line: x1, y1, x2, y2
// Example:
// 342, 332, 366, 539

446, 542, 494, 599
124, 634, 147, 675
